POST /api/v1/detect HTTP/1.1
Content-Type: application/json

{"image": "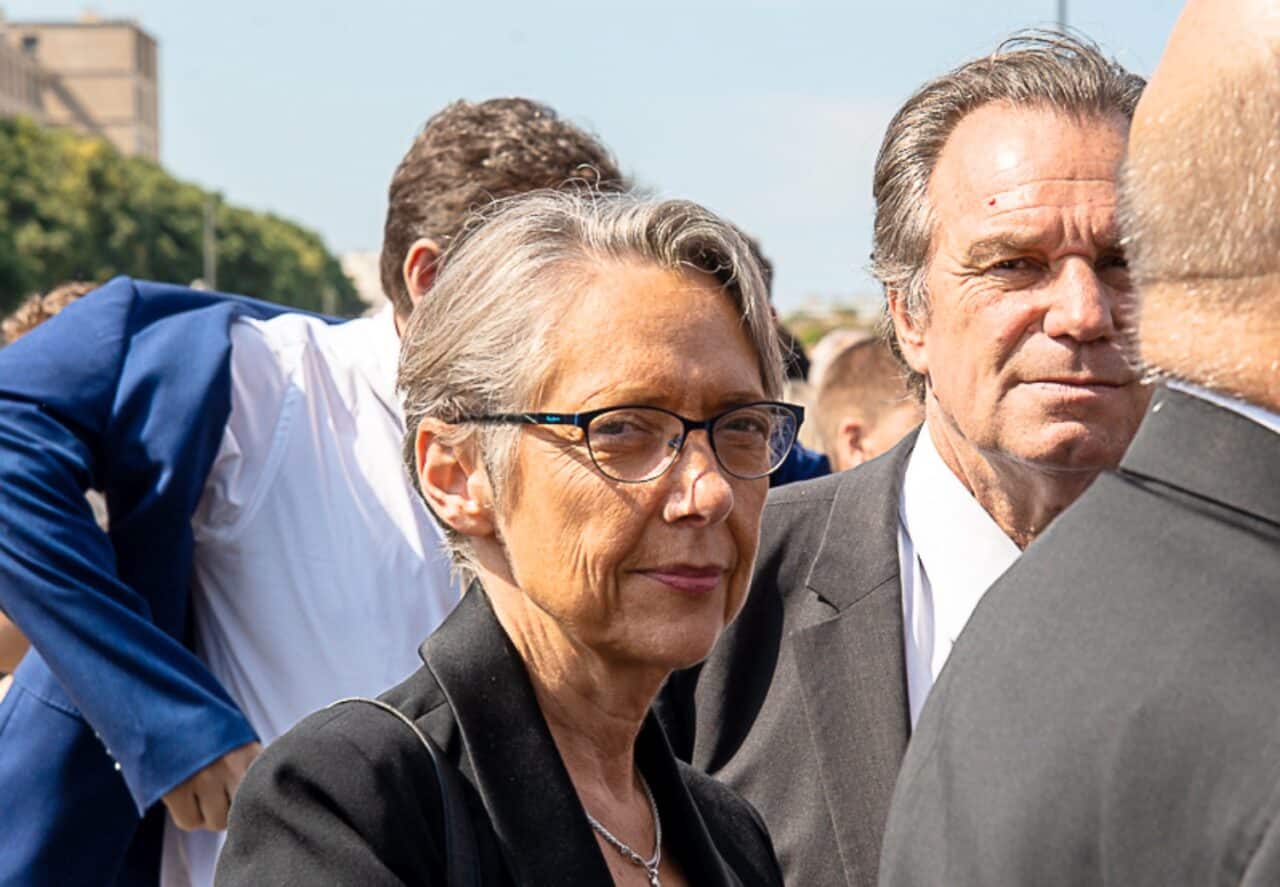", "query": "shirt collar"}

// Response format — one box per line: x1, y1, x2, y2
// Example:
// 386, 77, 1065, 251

1165, 378, 1280, 437
900, 423, 1021, 641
